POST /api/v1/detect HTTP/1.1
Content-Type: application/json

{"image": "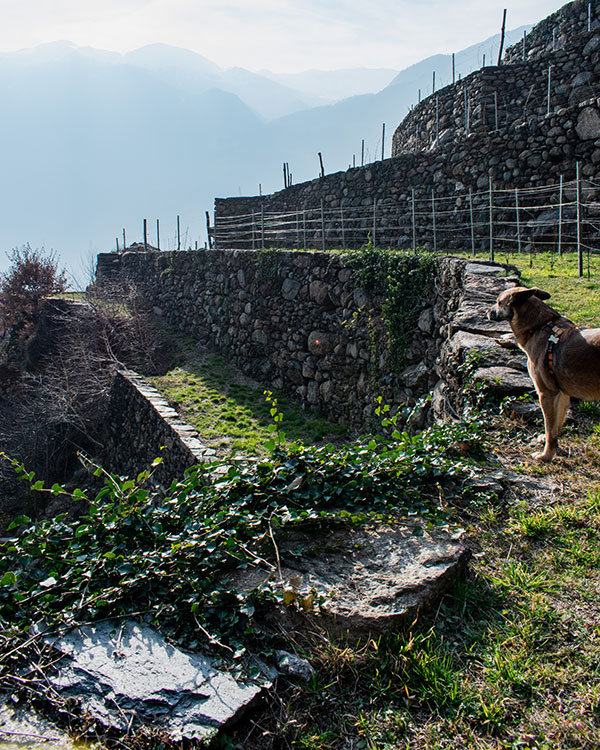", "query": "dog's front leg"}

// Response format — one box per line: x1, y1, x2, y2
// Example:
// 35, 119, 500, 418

533, 391, 561, 462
